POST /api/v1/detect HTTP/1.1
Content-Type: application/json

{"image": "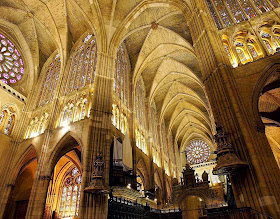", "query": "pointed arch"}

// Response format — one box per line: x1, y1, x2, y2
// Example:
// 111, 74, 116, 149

136, 157, 150, 190
47, 131, 83, 174
12, 144, 38, 183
